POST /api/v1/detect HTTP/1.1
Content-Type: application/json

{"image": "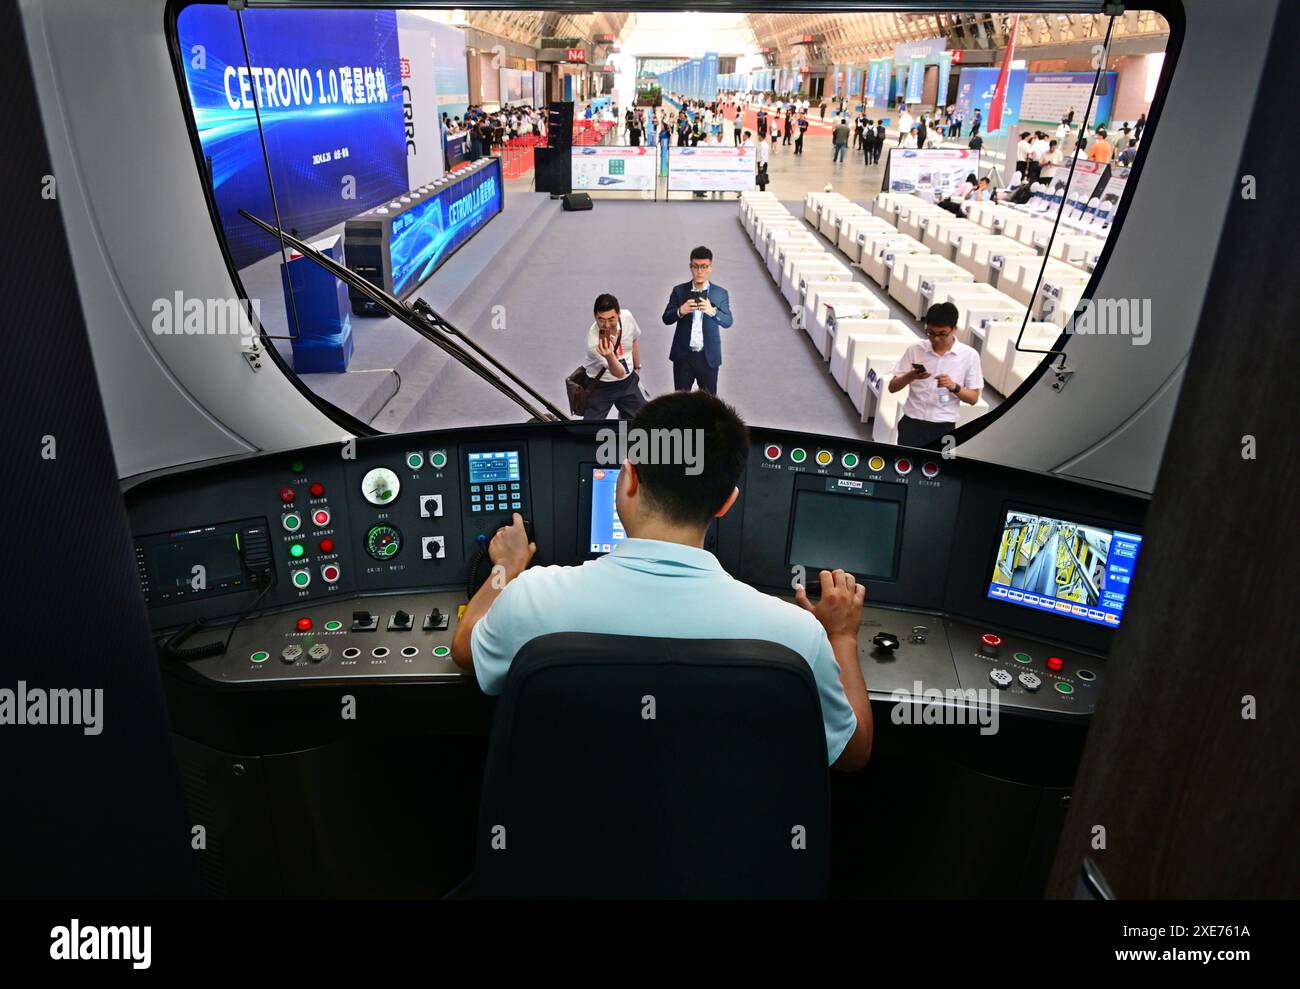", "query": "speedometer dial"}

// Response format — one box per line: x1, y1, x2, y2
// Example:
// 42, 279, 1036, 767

365, 524, 402, 560
361, 467, 400, 505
